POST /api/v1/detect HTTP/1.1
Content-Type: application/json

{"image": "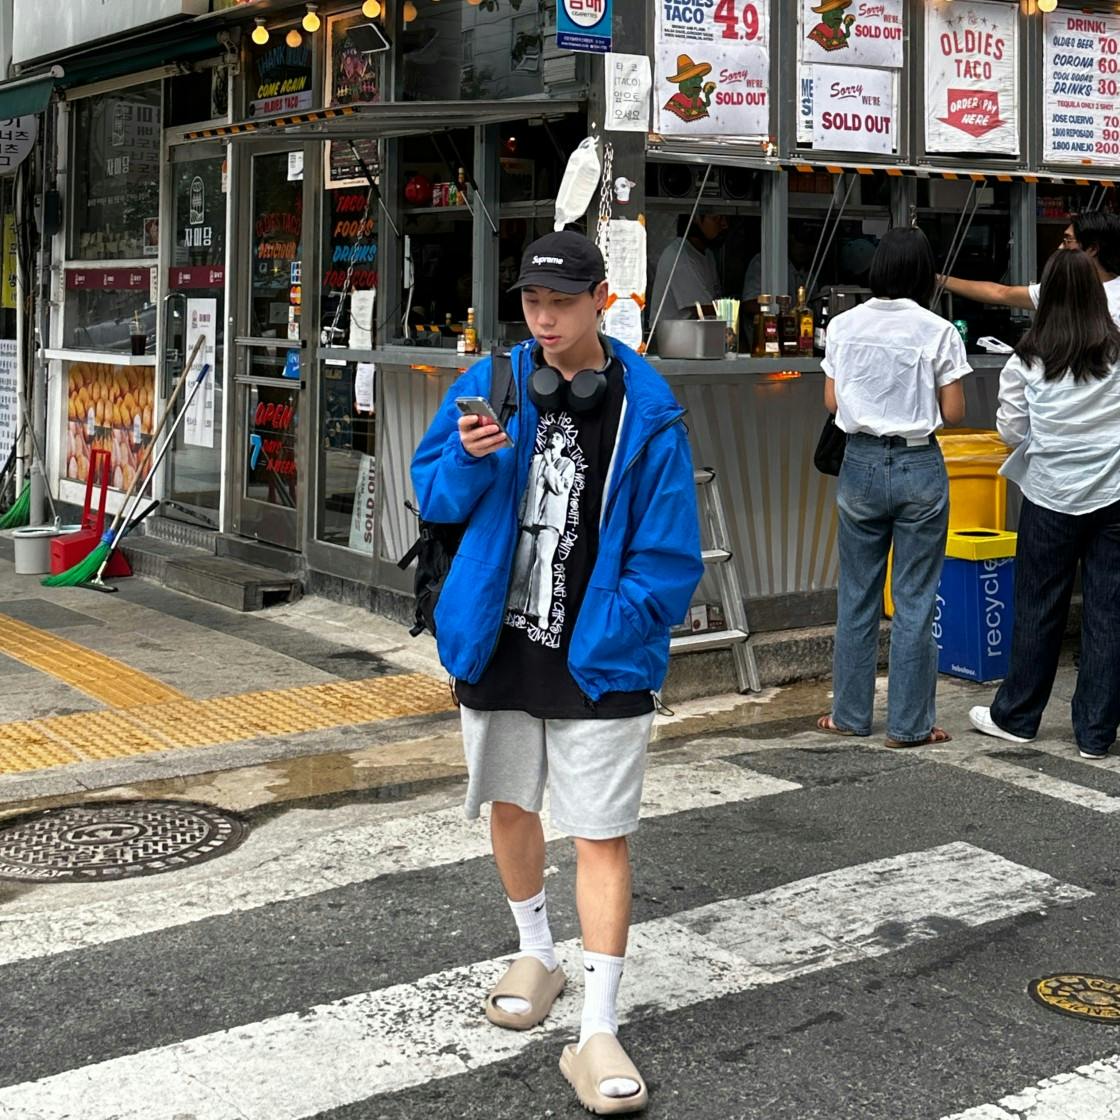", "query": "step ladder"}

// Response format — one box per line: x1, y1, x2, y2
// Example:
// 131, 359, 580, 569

670, 467, 761, 693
